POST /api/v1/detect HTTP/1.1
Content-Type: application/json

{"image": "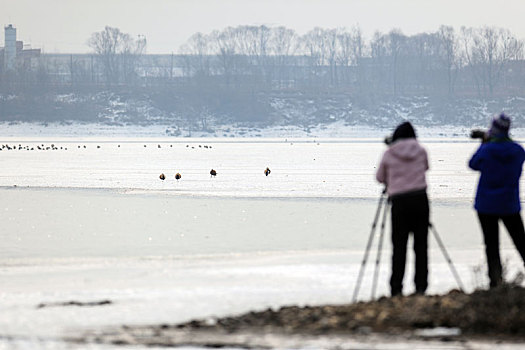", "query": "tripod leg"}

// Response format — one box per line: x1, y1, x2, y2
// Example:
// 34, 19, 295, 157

430, 222, 465, 292
371, 199, 389, 300
352, 194, 385, 302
